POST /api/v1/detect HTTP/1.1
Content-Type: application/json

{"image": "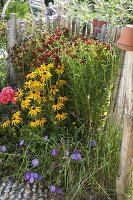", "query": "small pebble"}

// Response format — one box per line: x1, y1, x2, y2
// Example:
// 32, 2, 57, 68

4, 189, 11, 193
9, 194, 15, 200
20, 187, 25, 192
